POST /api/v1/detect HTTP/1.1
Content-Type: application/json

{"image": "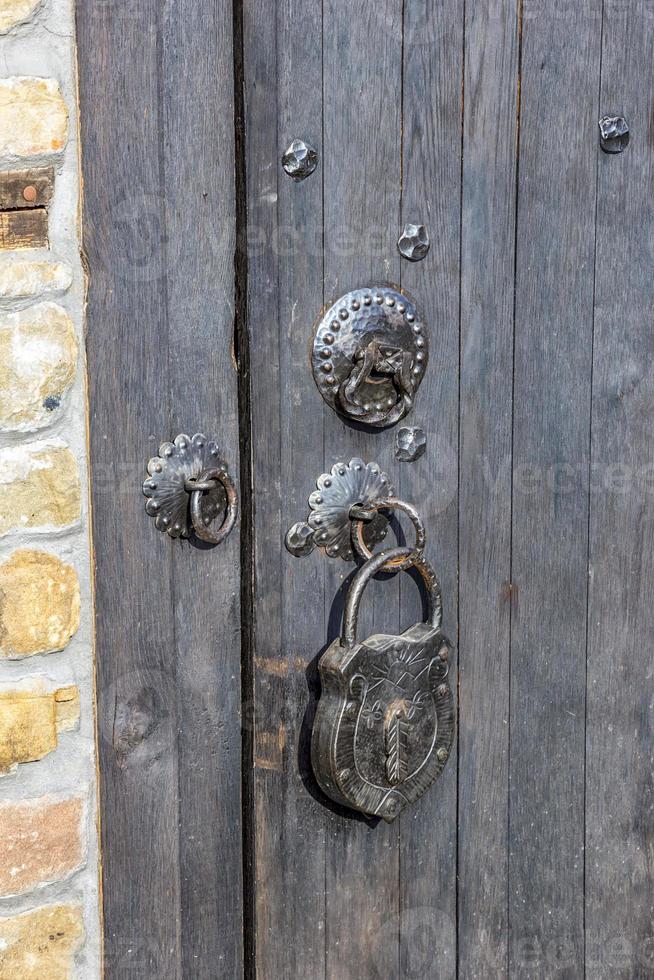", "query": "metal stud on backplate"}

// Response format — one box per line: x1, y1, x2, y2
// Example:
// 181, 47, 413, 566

311, 284, 429, 429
